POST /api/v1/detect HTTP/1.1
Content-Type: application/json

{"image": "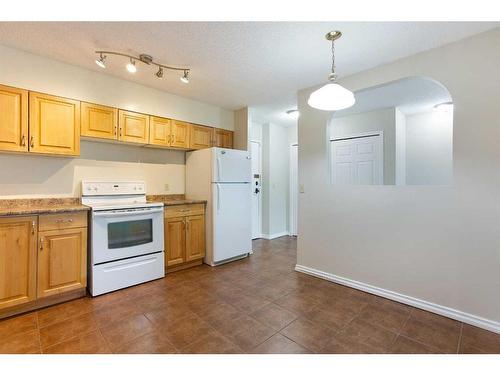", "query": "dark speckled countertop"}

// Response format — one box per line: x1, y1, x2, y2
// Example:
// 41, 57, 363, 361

147, 194, 207, 207
0, 198, 90, 217
0, 194, 206, 216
